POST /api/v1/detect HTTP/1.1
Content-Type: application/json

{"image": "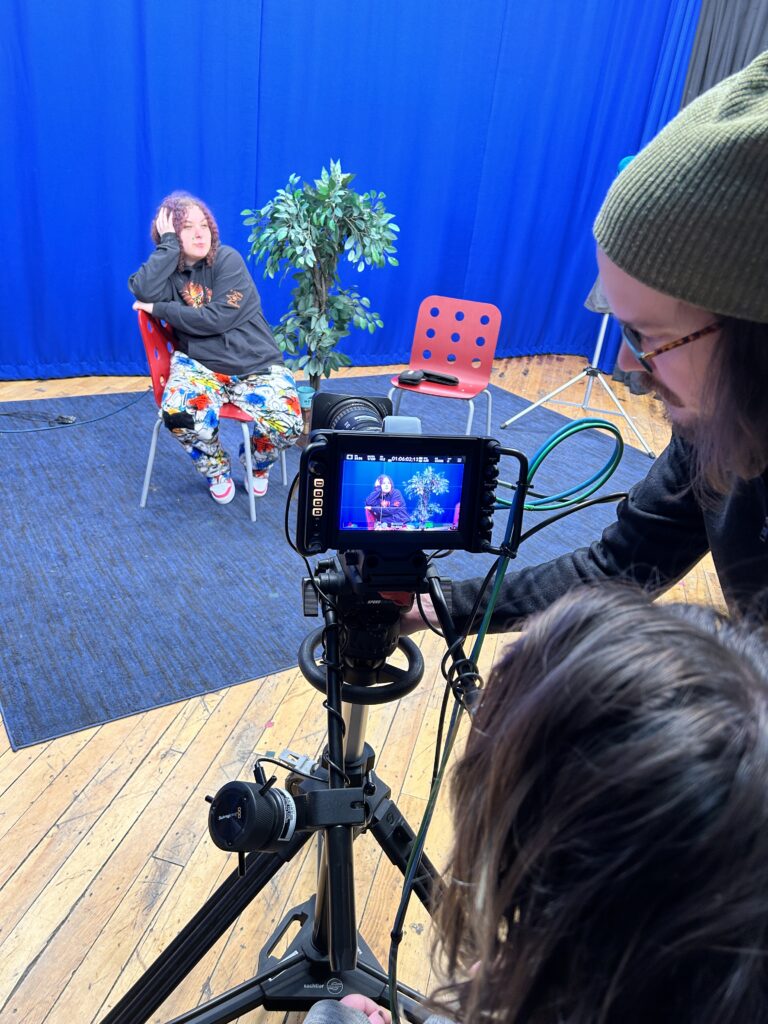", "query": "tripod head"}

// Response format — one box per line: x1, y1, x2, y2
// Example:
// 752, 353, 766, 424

298, 551, 430, 705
